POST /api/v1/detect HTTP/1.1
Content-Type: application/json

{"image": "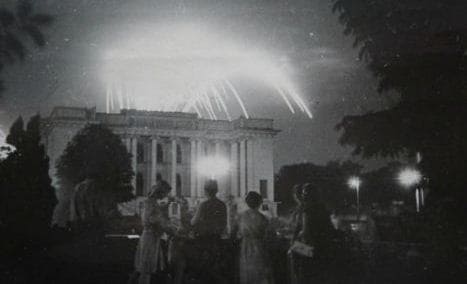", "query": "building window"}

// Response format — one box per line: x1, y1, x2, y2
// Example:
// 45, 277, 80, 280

157, 143, 164, 163
260, 179, 268, 199
176, 174, 182, 197
137, 142, 145, 163
136, 172, 144, 196
176, 144, 182, 164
